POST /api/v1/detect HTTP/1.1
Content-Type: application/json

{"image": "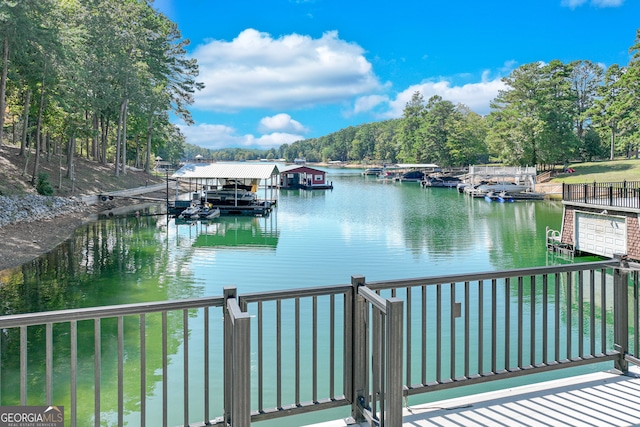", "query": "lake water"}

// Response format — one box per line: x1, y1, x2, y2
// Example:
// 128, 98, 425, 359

0, 168, 599, 426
